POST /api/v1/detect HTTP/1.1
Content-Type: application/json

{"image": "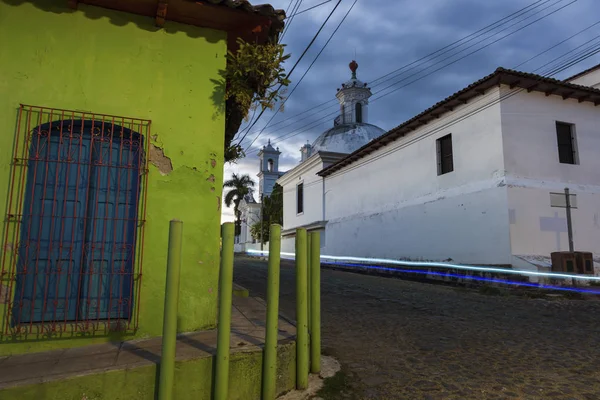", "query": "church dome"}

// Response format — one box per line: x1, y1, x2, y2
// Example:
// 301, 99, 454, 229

309, 60, 386, 154
311, 122, 386, 154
